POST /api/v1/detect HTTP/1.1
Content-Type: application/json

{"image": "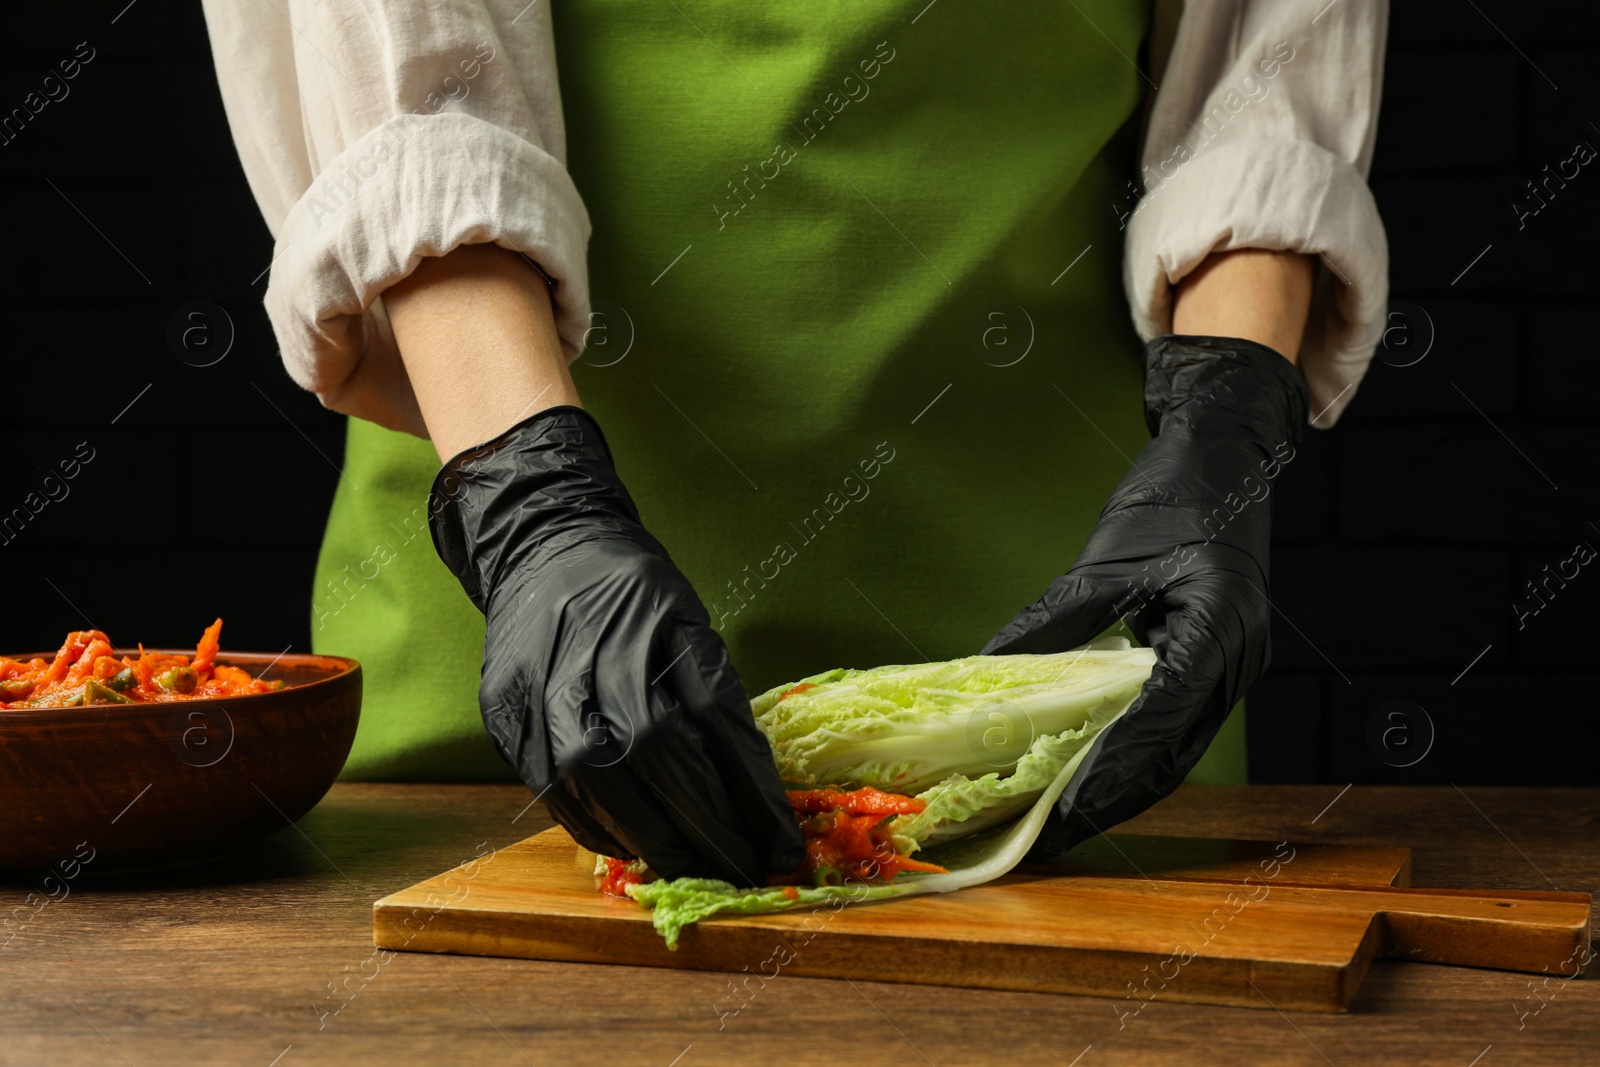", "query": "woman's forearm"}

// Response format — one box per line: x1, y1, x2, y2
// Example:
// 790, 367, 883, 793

384, 243, 582, 462
1169, 249, 1315, 365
